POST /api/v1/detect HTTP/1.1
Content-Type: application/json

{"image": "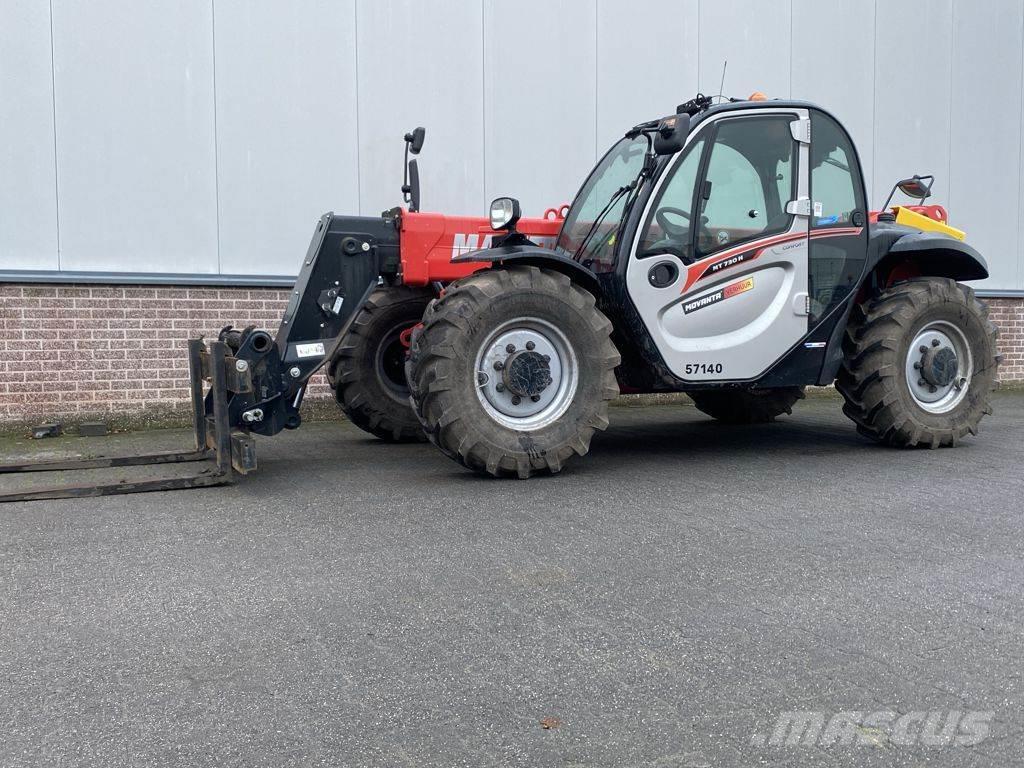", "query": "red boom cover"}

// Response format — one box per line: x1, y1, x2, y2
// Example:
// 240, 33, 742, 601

399, 207, 568, 285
